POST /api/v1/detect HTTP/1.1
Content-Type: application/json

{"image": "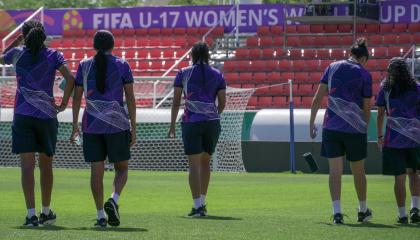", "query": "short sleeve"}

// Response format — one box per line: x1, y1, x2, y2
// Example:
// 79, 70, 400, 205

75, 63, 83, 87
3, 47, 20, 65
218, 74, 227, 91
362, 72, 373, 98
174, 71, 183, 88
53, 50, 66, 70
376, 87, 385, 107
320, 65, 330, 85
122, 61, 134, 85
